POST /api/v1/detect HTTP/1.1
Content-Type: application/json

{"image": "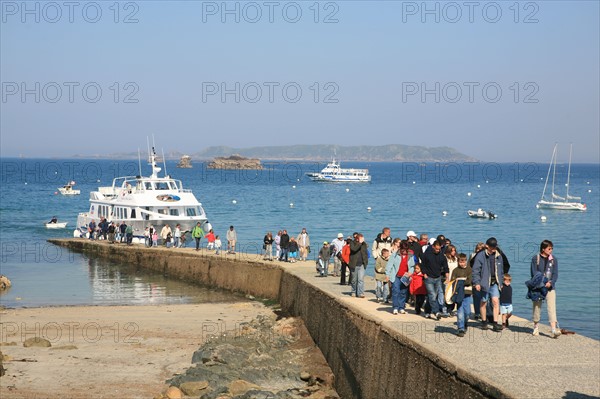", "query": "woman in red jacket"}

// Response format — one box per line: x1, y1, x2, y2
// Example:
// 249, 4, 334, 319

410, 264, 428, 315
